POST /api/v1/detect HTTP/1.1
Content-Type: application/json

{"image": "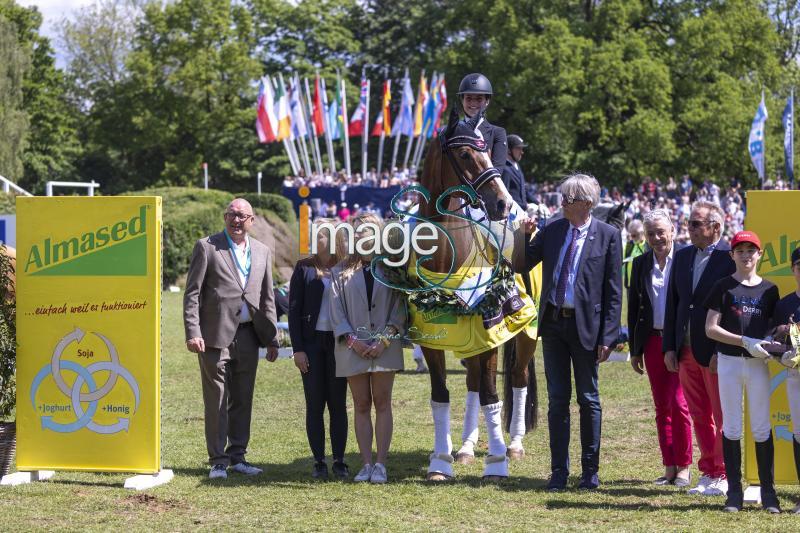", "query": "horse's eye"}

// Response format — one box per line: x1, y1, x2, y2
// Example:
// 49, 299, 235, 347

459, 152, 470, 160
